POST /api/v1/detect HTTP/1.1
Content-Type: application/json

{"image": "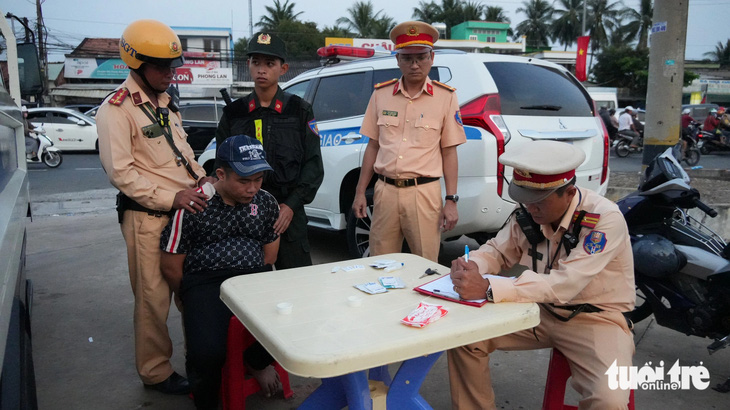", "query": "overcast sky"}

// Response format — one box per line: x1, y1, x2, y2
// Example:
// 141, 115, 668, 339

3, 0, 726, 61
